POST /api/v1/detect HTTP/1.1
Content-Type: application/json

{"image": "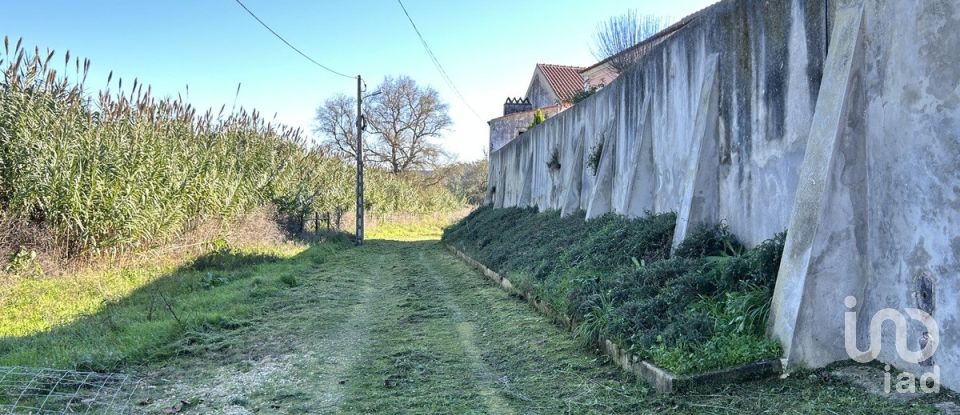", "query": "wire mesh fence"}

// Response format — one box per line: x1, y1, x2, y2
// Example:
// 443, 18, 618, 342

0, 366, 143, 414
